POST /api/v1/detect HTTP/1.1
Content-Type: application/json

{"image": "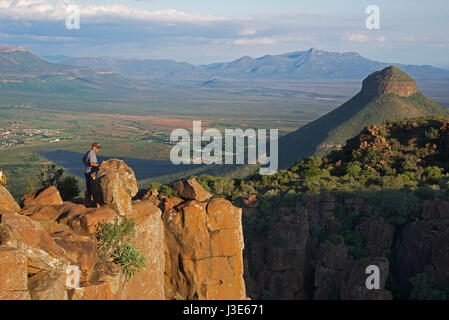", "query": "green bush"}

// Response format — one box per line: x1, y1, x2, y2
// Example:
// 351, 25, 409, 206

148, 182, 177, 197
112, 244, 147, 281
422, 166, 442, 185
38, 165, 64, 188
58, 176, 80, 201
37, 165, 80, 200
424, 127, 439, 140
409, 273, 447, 300
96, 217, 147, 281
